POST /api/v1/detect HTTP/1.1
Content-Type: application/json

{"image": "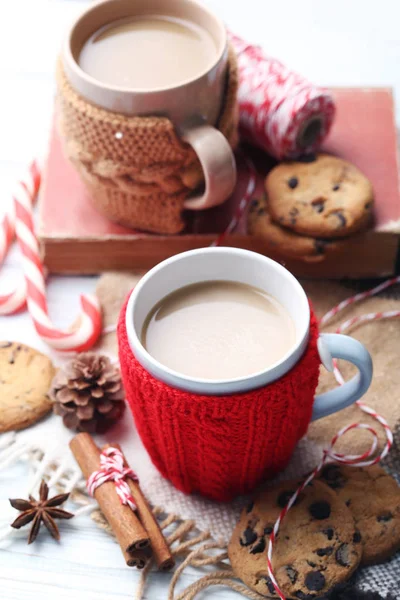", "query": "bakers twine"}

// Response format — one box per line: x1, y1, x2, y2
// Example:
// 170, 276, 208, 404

211, 151, 257, 247
87, 446, 138, 511
265, 280, 396, 600
229, 32, 336, 159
